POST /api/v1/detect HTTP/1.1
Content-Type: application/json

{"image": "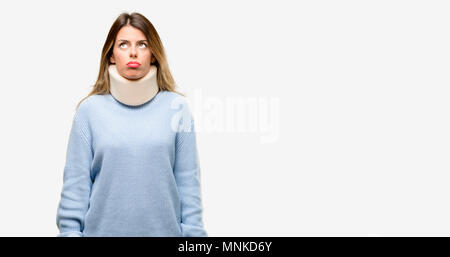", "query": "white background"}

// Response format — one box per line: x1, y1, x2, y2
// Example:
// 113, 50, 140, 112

0, 0, 449, 236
